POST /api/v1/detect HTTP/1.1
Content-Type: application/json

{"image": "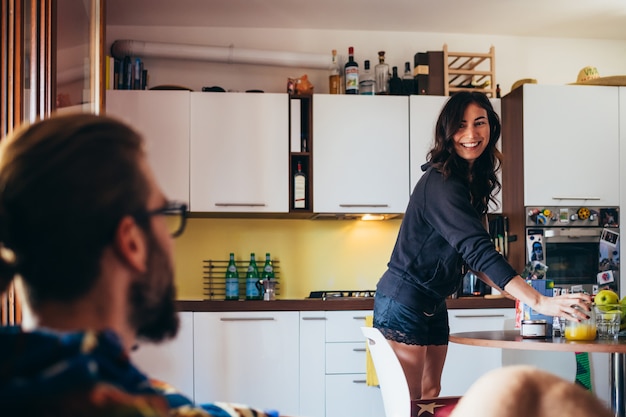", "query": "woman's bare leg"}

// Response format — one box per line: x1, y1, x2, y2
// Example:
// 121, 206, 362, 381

388, 341, 448, 399
421, 344, 448, 397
